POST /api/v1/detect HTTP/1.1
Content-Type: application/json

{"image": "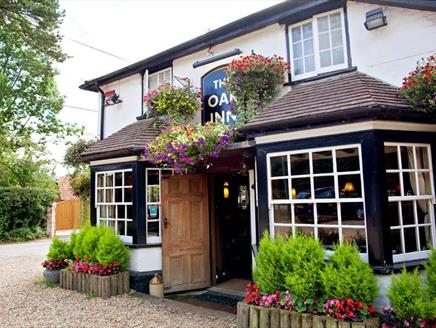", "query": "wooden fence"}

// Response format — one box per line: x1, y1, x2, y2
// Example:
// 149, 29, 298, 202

56, 199, 81, 230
